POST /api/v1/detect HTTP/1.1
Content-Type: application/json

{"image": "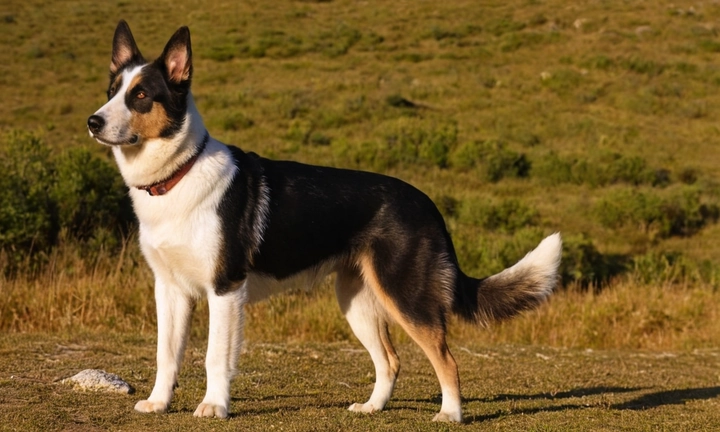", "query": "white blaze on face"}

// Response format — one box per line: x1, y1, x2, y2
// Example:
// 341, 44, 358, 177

91, 65, 144, 145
